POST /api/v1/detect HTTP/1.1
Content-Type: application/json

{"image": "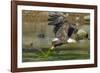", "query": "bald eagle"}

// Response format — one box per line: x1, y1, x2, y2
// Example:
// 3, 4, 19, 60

48, 12, 88, 49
